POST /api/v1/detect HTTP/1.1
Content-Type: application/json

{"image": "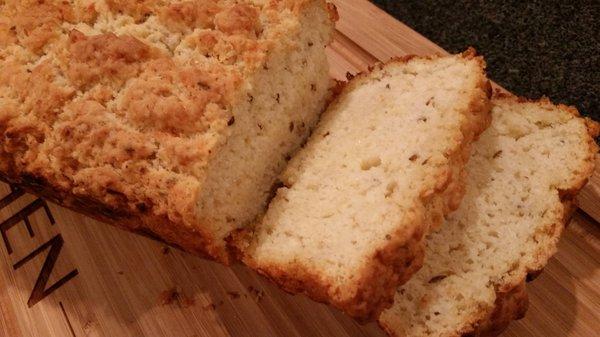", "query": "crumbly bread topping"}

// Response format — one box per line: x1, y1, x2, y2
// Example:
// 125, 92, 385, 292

379, 96, 599, 337
0, 0, 335, 261
239, 51, 492, 320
